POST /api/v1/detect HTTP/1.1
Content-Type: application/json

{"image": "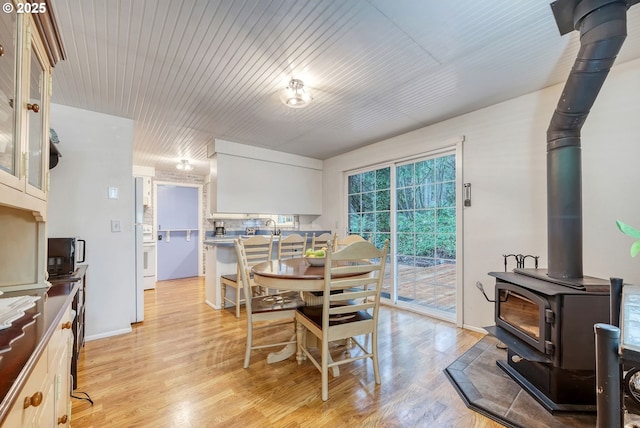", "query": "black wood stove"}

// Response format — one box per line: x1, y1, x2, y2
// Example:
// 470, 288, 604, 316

486, 268, 609, 412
